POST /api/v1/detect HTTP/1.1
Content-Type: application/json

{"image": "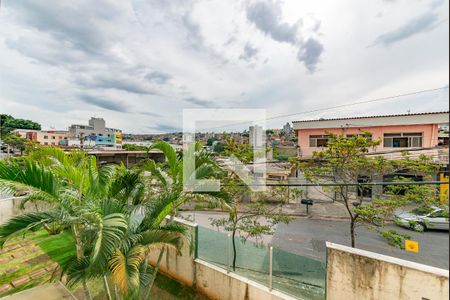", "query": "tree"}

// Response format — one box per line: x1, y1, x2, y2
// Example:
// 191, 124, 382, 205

136, 141, 229, 297
122, 144, 150, 151
210, 177, 291, 271
206, 138, 215, 147
212, 141, 225, 153
3, 134, 28, 155
296, 133, 443, 248
0, 146, 195, 299
0, 114, 41, 137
